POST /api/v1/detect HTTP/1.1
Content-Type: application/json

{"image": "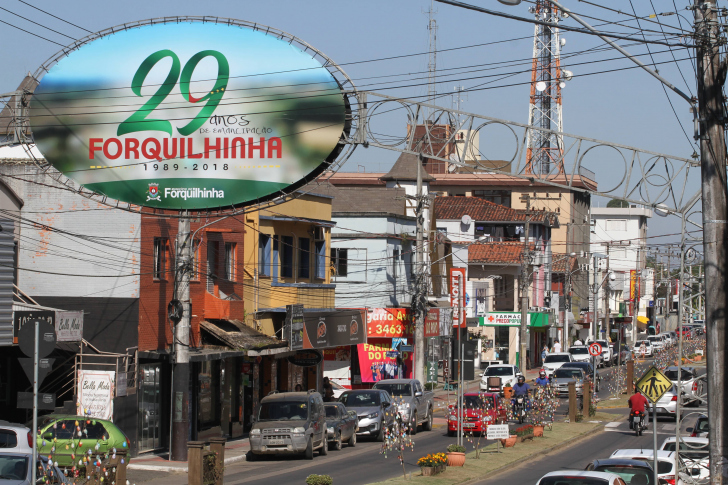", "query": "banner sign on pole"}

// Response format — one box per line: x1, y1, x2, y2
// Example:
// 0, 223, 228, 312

77, 370, 115, 420
295, 310, 366, 350
56, 311, 83, 342
287, 304, 305, 350
449, 268, 466, 328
